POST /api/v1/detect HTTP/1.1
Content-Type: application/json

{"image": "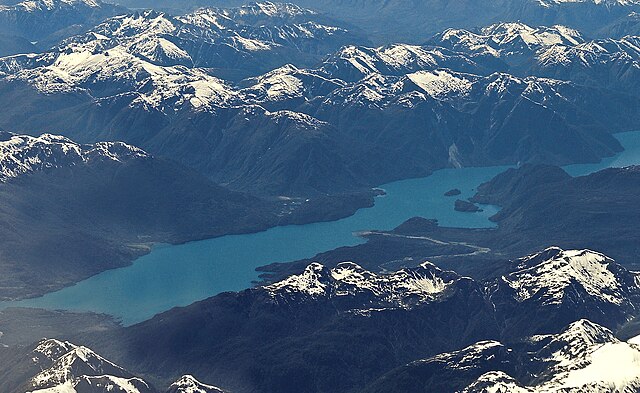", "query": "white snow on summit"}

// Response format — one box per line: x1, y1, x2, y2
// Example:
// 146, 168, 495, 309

242, 64, 344, 102
2, 0, 102, 13
481, 22, 583, 48
462, 320, 640, 392
27, 338, 151, 393
0, 132, 148, 182
244, 64, 306, 100
408, 70, 473, 98
168, 374, 225, 393
5, 43, 237, 111
500, 247, 630, 306
437, 22, 583, 58
324, 44, 458, 79
234, 1, 316, 18
266, 261, 461, 309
